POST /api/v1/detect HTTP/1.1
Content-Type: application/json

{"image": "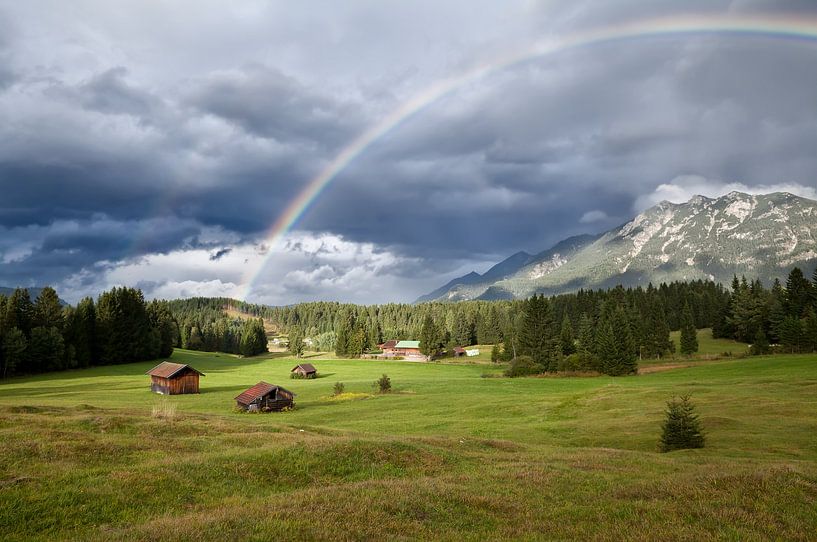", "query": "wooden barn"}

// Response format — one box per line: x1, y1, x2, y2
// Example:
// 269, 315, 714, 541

235, 381, 295, 412
452, 346, 466, 357
291, 363, 317, 378
146, 362, 204, 395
